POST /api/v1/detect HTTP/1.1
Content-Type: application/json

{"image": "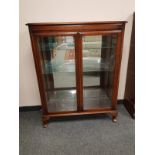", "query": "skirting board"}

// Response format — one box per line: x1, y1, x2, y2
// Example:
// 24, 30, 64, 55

19, 105, 41, 112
